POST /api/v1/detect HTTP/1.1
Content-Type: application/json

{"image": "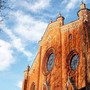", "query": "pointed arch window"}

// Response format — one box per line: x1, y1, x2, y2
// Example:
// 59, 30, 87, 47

42, 82, 50, 90
30, 82, 35, 90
